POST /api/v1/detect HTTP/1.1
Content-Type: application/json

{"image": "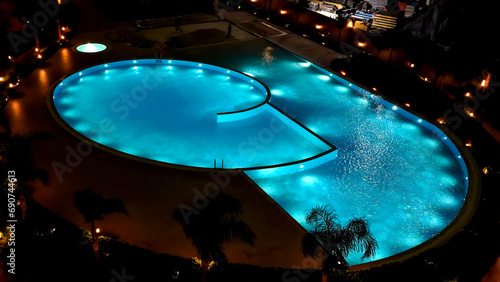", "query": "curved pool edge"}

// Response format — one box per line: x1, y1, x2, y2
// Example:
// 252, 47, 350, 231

242, 147, 480, 270
265, 42, 480, 268
45, 59, 234, 174
321, 69, 481, 271
46, 59, 337, 173
351, 126, 481, 270
216, 76, 272, 123
307, 64, 481, 270
46, 55, 481, 269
